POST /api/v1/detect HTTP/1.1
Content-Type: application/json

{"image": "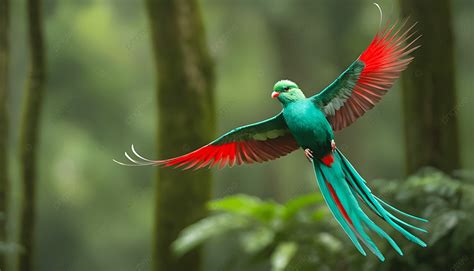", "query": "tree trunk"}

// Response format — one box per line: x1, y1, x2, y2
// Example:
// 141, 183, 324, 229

145, 0, 215, 270
18, 0, 46, 270
0, 0, 10, 268
398, 0, 460, 175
